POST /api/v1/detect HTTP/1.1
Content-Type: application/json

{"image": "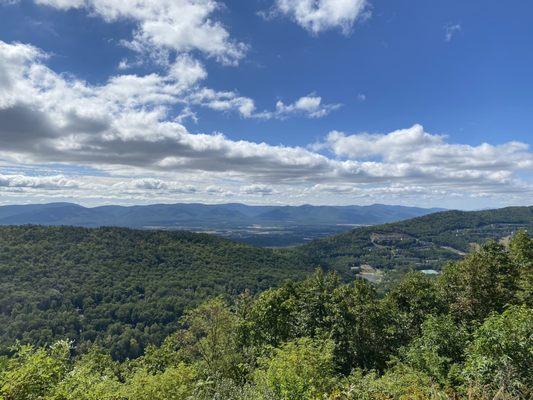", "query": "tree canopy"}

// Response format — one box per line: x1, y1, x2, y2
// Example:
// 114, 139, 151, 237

1, 230, 531, 399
